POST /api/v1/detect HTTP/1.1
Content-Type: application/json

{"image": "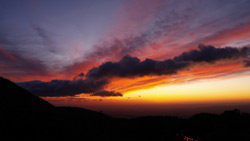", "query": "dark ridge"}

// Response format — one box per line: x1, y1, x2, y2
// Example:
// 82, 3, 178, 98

0, 76, 54, 114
